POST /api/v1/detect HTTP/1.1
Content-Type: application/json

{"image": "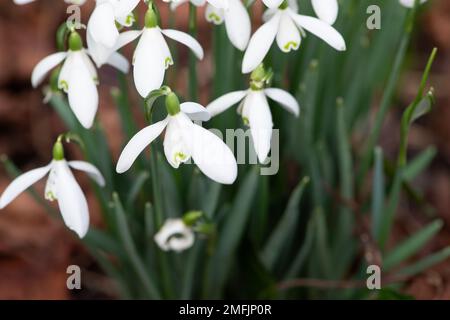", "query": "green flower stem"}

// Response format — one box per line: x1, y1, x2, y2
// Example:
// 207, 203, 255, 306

188, 4, 198, 101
